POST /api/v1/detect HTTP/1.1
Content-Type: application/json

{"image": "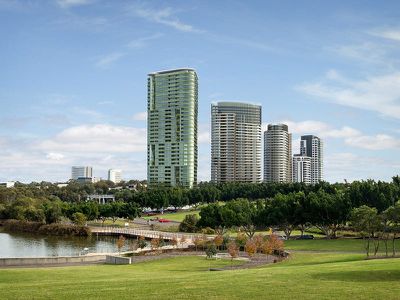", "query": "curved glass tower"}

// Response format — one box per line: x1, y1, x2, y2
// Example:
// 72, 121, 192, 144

147, 68, 198, 188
